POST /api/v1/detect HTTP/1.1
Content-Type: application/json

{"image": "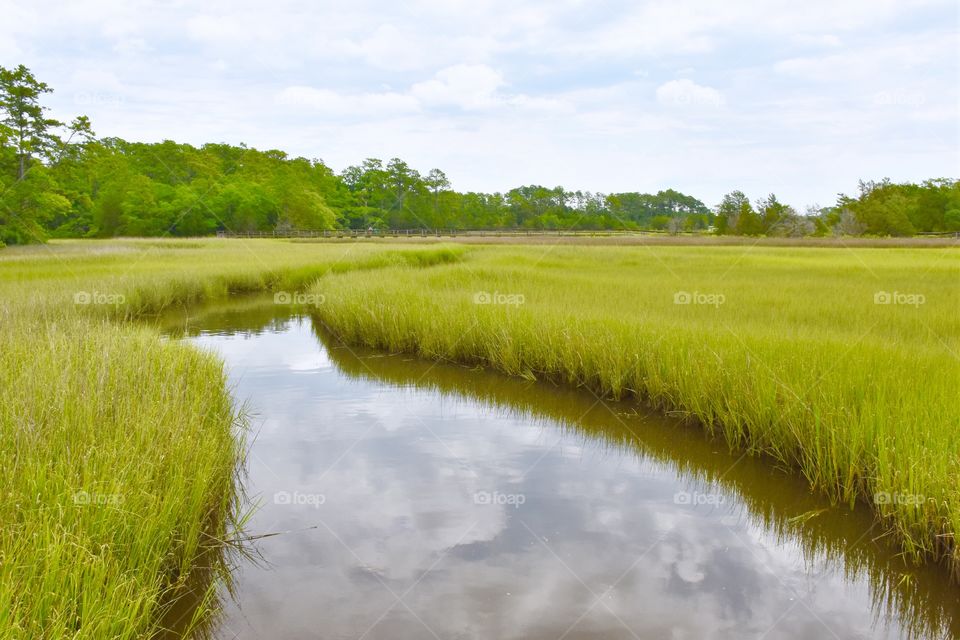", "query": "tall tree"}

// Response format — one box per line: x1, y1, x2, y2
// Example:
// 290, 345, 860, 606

0, 65, 62, 180
0, 65, 74, 243
424, 168, 450, 226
